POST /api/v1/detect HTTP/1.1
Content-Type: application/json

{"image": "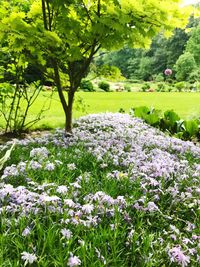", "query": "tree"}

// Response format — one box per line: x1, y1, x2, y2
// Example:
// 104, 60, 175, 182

137, 57, 153, 81
0, 0, 191, 133
186, 24, 200, 65
174, 52, 197, 81
95, 47, 136, 78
